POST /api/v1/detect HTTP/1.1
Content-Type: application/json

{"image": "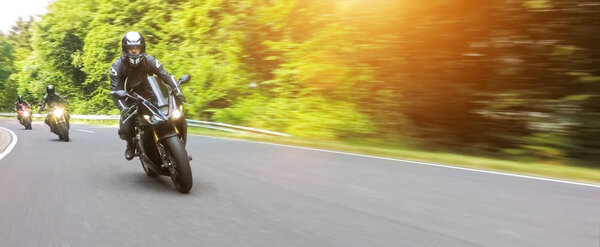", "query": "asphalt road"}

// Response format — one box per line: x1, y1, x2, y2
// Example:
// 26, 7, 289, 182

0, 118, 598, 247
